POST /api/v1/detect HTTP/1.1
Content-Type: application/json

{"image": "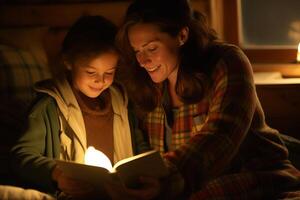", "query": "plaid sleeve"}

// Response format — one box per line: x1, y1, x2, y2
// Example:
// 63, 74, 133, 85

0, 44, 51, 106
165, 46, 257, 187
